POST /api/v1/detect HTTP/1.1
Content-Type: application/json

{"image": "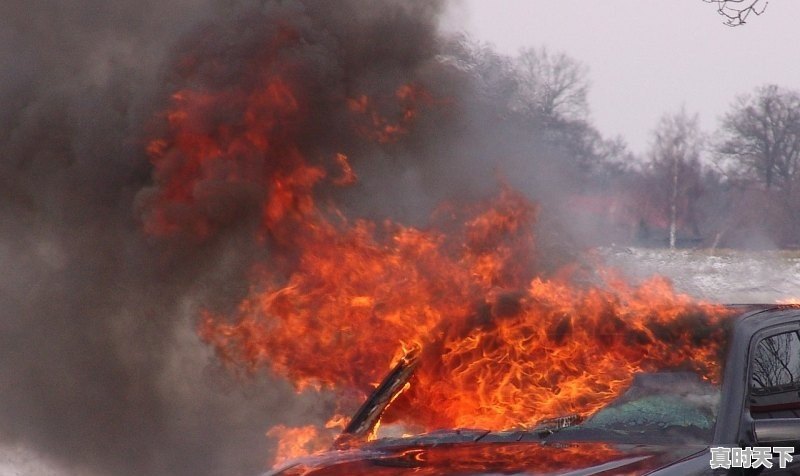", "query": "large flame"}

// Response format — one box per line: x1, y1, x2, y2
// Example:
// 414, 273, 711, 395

142, 39, 733, 467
